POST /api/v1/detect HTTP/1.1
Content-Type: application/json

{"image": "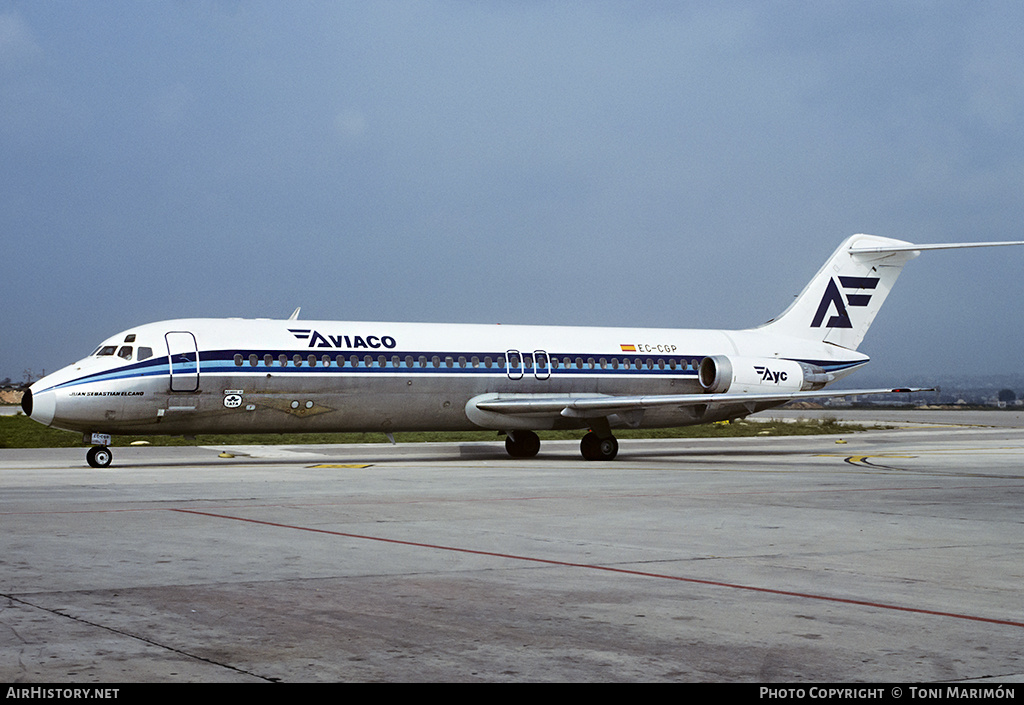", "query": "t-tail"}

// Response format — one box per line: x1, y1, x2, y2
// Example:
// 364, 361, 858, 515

757, 234, 1024, 351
